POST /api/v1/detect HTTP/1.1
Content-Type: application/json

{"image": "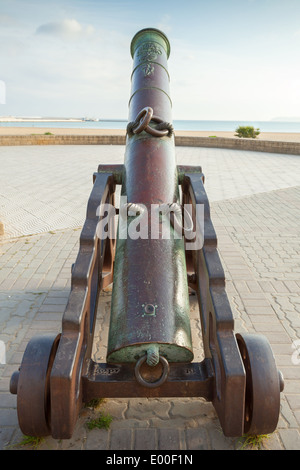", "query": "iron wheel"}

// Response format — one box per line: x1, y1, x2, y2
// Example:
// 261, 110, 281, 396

14, 333, 60, 437
236, 332, 283, 435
